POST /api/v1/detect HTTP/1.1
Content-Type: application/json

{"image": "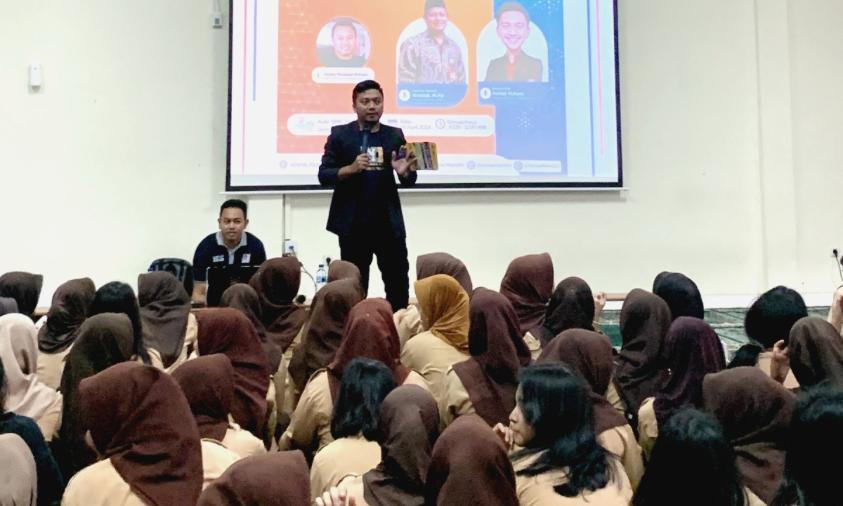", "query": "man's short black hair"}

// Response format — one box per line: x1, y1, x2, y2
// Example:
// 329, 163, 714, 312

496, 1, 530, 23
424, 0, 446, 14
745, 285, 808, 349
352, 80, 384, 102
331, 18, 357, 37
220, 199, 248, 218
